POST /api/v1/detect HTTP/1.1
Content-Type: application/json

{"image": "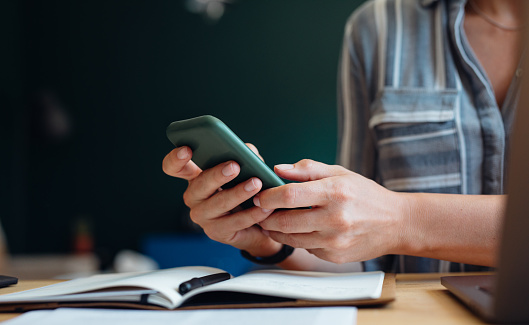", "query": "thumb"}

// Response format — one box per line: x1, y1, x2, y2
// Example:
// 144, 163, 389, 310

274, 159, 347, 182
